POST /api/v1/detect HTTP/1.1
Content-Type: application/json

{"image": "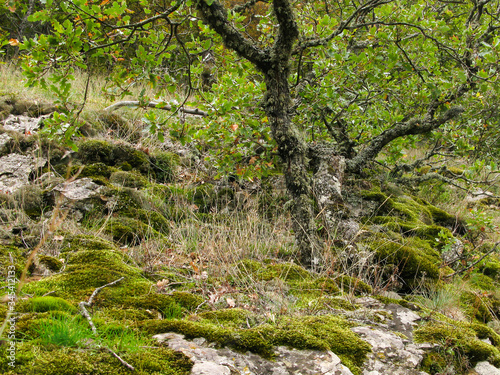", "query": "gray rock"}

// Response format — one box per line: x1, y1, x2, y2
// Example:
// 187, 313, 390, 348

474, 361, 500, 375
53, 178, 103, 200
351, 326, 427, 375
0, 133, 11, 155
3, 114, 49, 133
191, 362, 231, 375
0, 153, 46, 194
441, 239, 464, 266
